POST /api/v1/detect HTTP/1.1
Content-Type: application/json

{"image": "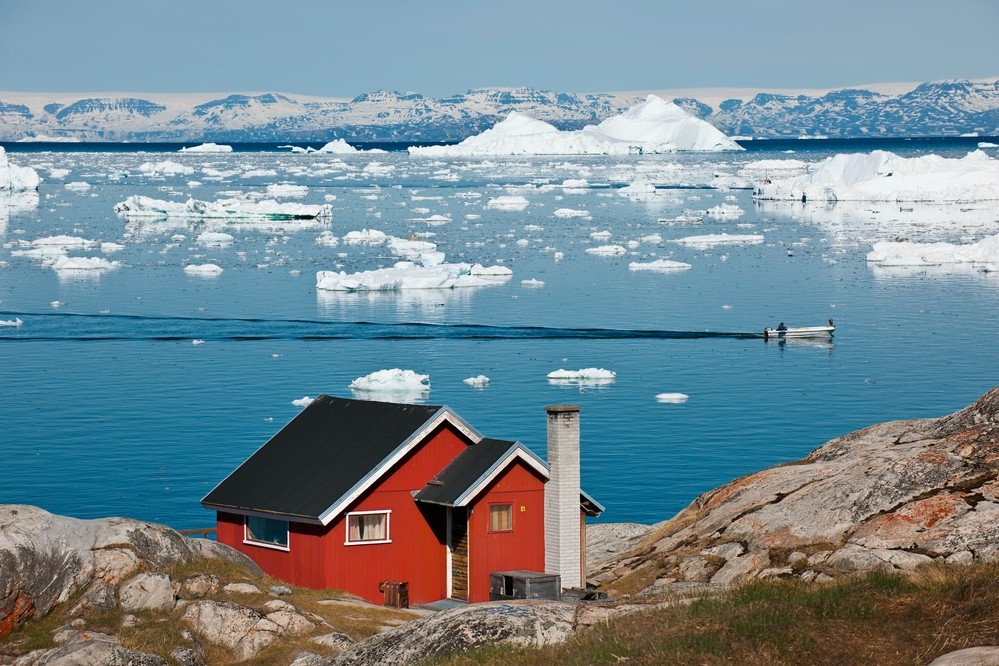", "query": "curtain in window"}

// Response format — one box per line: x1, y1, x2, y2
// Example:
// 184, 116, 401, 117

349, 513, 387, 541
489, 504, 512, 531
